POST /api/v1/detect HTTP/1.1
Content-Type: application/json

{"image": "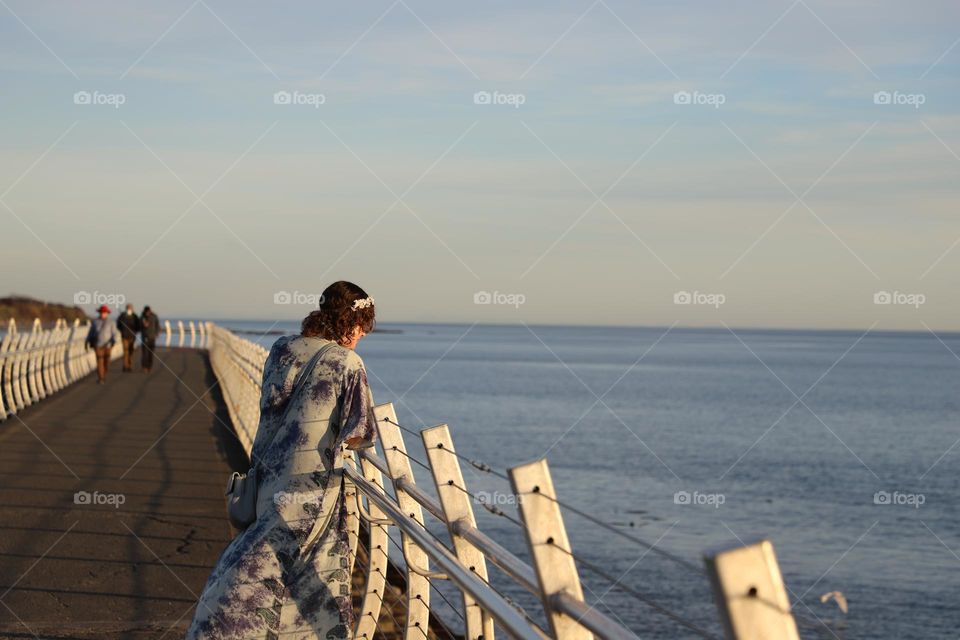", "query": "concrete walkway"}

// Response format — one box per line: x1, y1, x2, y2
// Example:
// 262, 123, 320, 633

0, 348, 247, 639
